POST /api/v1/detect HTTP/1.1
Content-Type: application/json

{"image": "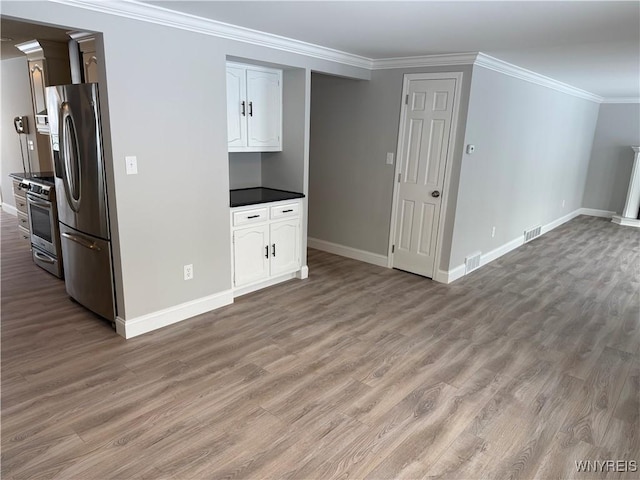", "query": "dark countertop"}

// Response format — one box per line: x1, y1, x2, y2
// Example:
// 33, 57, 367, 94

230, 187, 305, 207
9, 172, 55, 187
